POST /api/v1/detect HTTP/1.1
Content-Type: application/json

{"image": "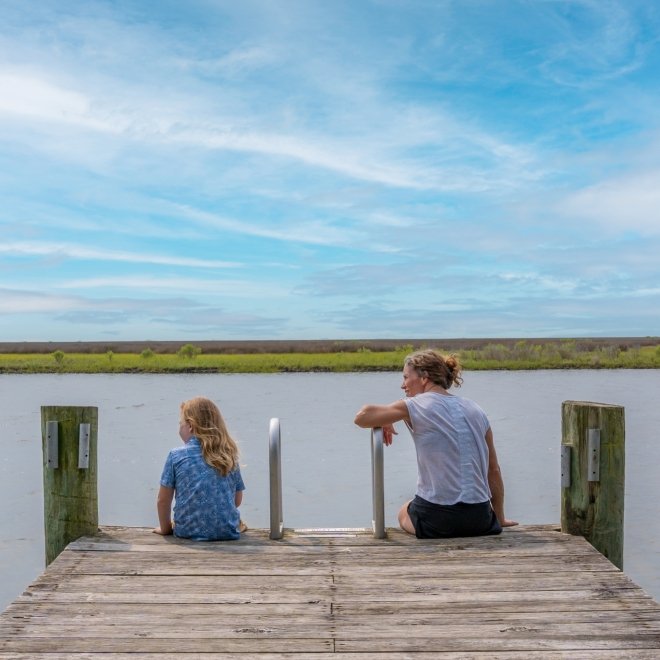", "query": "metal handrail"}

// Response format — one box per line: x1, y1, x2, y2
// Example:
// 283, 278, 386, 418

269, 418, 384, 539
371, 427, 386, 538
269, 417, 284, 539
